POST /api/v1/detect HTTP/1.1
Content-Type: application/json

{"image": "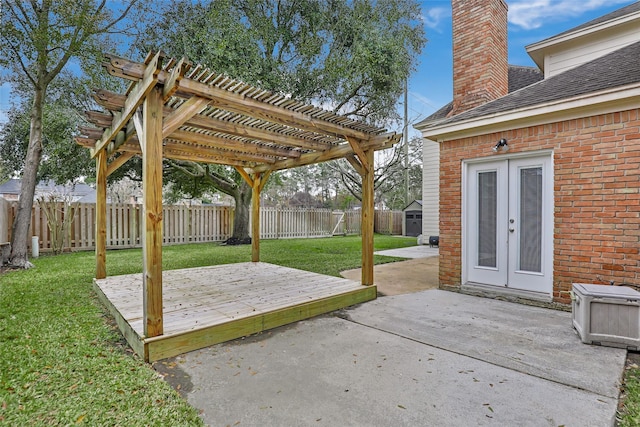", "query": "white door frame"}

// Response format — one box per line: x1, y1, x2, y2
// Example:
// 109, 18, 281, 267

462, 150, 554, 296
